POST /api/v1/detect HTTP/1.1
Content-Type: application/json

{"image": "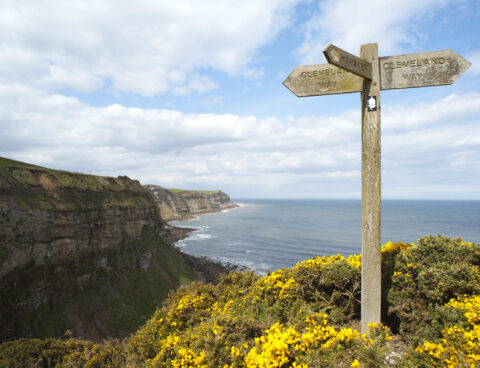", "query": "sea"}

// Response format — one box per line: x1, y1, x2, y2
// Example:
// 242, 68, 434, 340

171, 199, 480, 274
